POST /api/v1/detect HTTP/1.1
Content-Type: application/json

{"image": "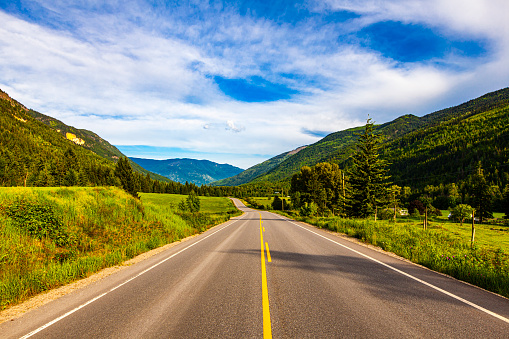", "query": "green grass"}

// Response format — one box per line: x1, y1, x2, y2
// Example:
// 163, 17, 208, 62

0, 188, 240, 310
140, 193, 239, 214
